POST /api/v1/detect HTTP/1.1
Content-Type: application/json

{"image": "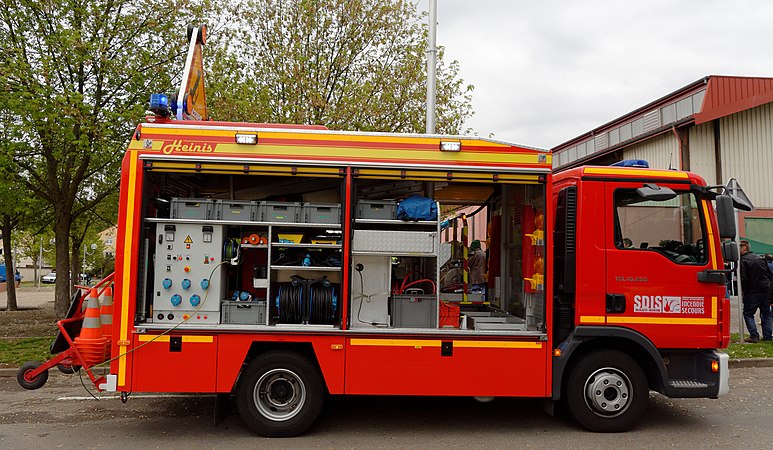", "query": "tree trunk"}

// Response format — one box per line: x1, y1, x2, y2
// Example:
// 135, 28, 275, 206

54, 218, 72, 318
1, 216, 18, 311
